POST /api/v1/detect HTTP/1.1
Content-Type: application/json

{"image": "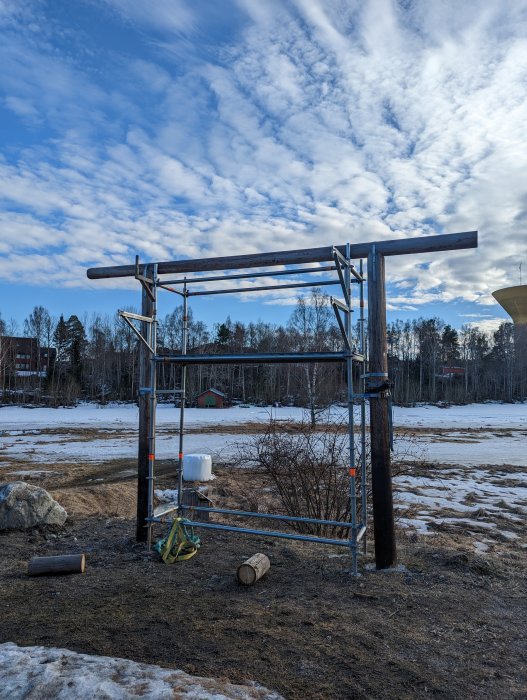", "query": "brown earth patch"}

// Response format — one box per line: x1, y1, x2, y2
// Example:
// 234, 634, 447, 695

51, 483, 137, 519
0, 514, 525, 700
